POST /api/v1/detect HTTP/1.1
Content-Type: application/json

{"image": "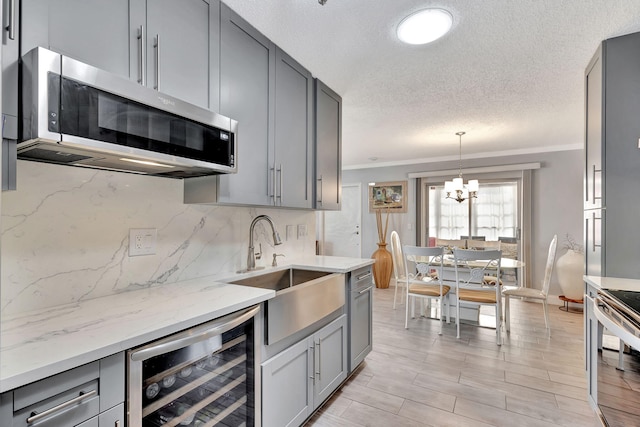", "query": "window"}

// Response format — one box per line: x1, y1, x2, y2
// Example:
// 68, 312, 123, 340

428, 181, 518, 240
